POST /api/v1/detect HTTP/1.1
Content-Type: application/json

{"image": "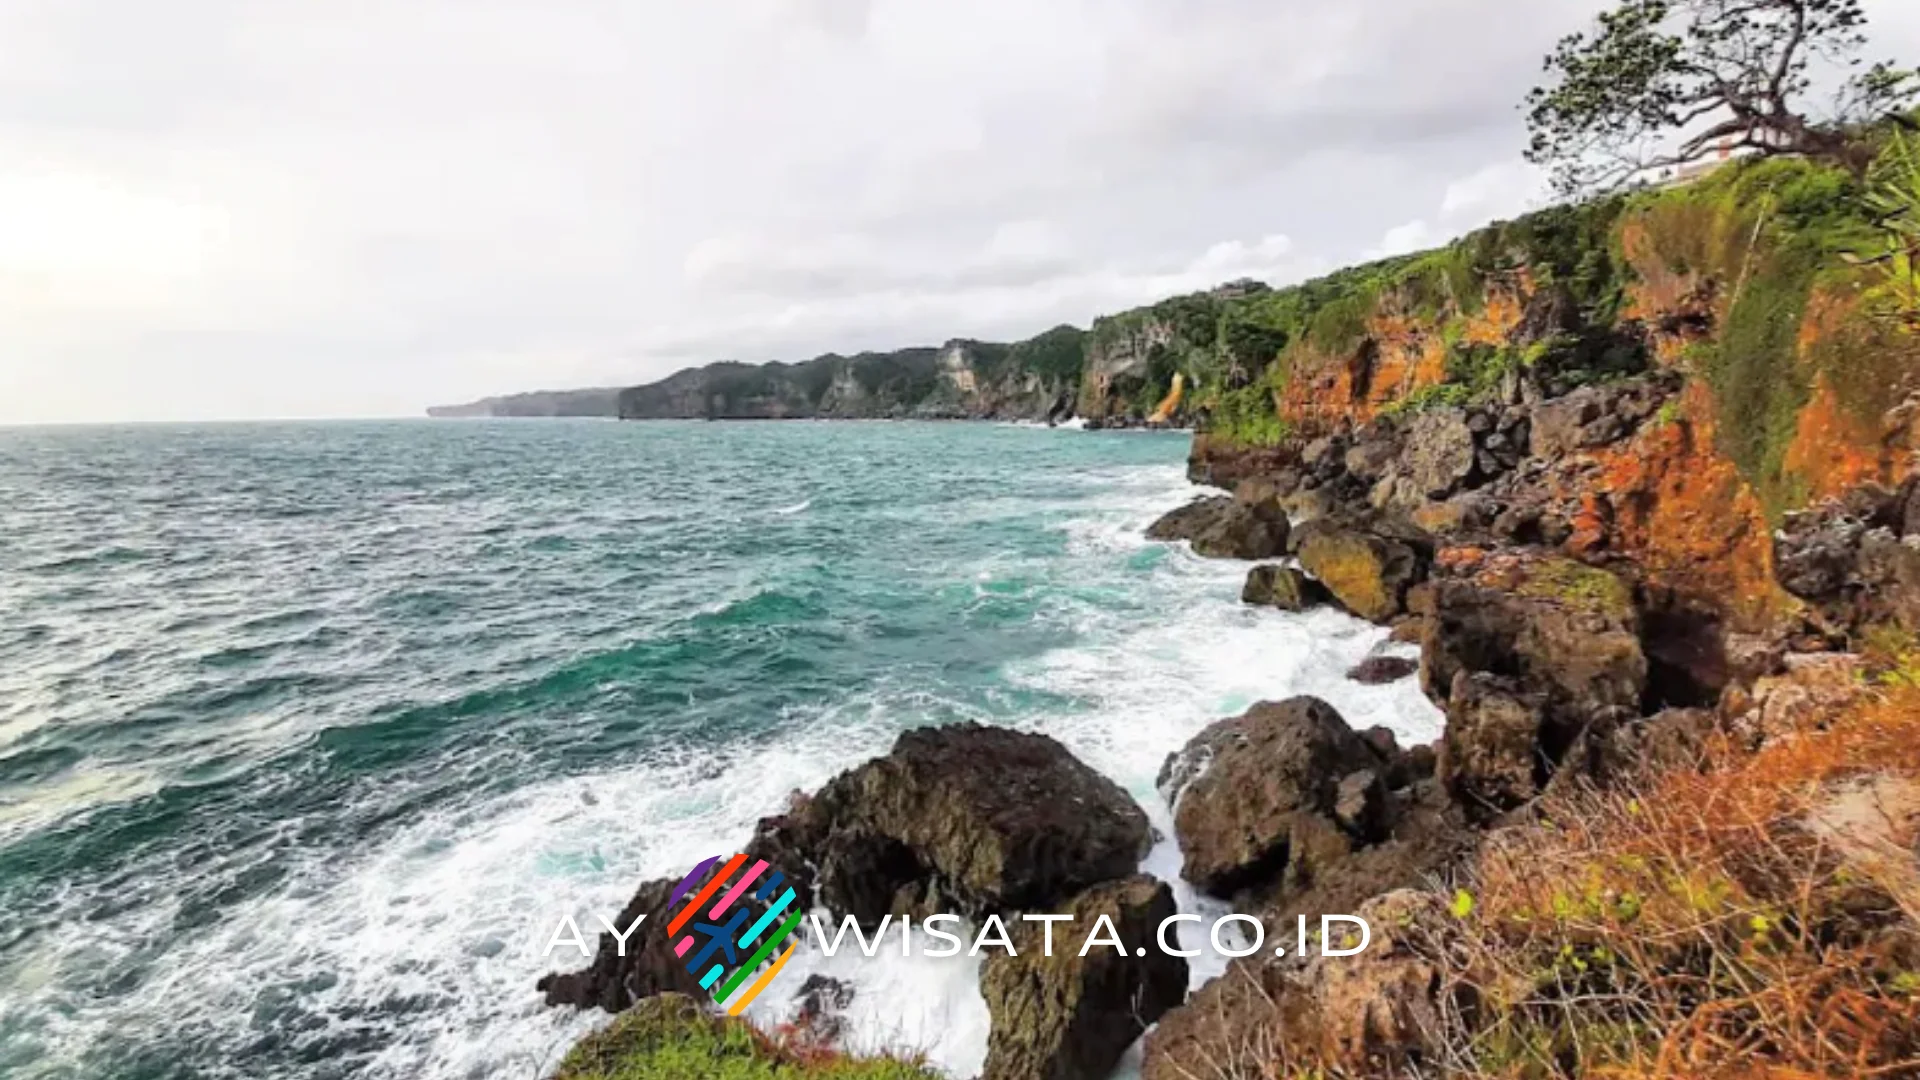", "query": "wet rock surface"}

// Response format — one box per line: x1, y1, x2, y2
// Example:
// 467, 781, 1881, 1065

1242, 564, 1330, 611
1146, 495, 1291, 560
